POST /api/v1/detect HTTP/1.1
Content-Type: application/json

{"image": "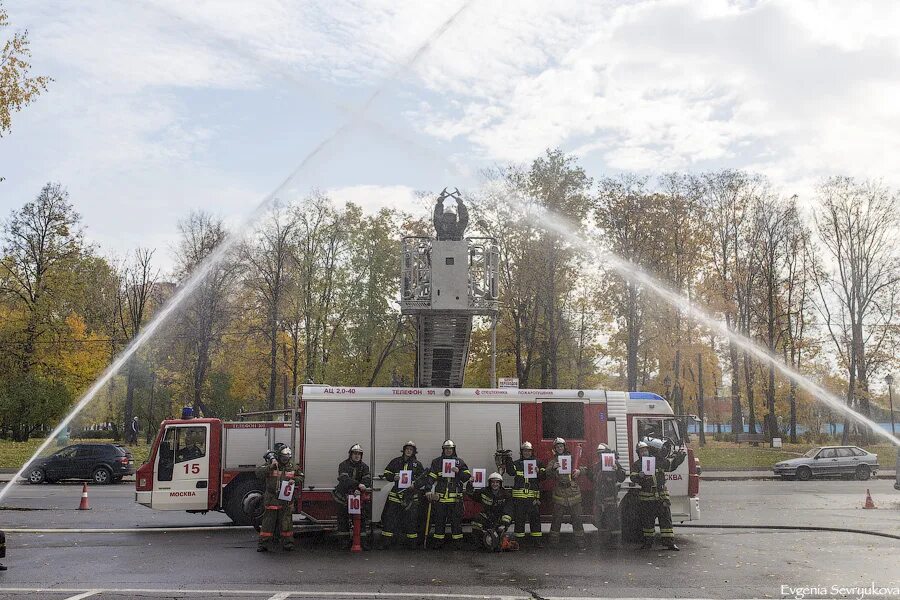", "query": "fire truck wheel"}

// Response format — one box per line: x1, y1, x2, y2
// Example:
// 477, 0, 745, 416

619, 491, 642, 543
224, 476, 265, 527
